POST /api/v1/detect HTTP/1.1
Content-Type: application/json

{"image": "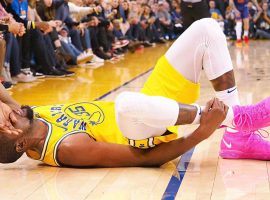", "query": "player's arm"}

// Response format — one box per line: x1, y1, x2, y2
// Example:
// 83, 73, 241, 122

57, 129, 203, 167
57, 99, 227, 168
0, 84, 20, 108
